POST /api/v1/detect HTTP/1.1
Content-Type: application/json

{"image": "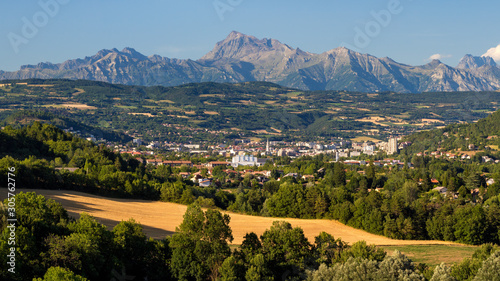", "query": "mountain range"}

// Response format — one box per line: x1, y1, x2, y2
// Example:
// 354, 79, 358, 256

1, 31, 499, 93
